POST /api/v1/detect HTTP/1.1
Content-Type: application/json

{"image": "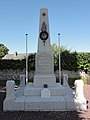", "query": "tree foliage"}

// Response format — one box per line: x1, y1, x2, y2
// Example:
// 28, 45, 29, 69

0, 54, 35, 71
51, 44, 70, 71
0, 44, 9, 59
61, 50, 78, 71
77, 52, 90, 73
51, 44, 90, 72
0, 43, 90, 73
